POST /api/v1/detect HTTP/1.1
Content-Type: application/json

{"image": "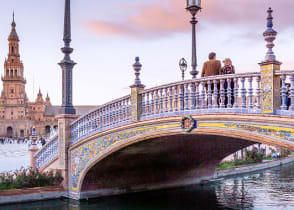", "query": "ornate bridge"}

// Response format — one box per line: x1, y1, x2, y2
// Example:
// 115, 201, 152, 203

30, 2, 294, 200
33, 66, 294, 199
